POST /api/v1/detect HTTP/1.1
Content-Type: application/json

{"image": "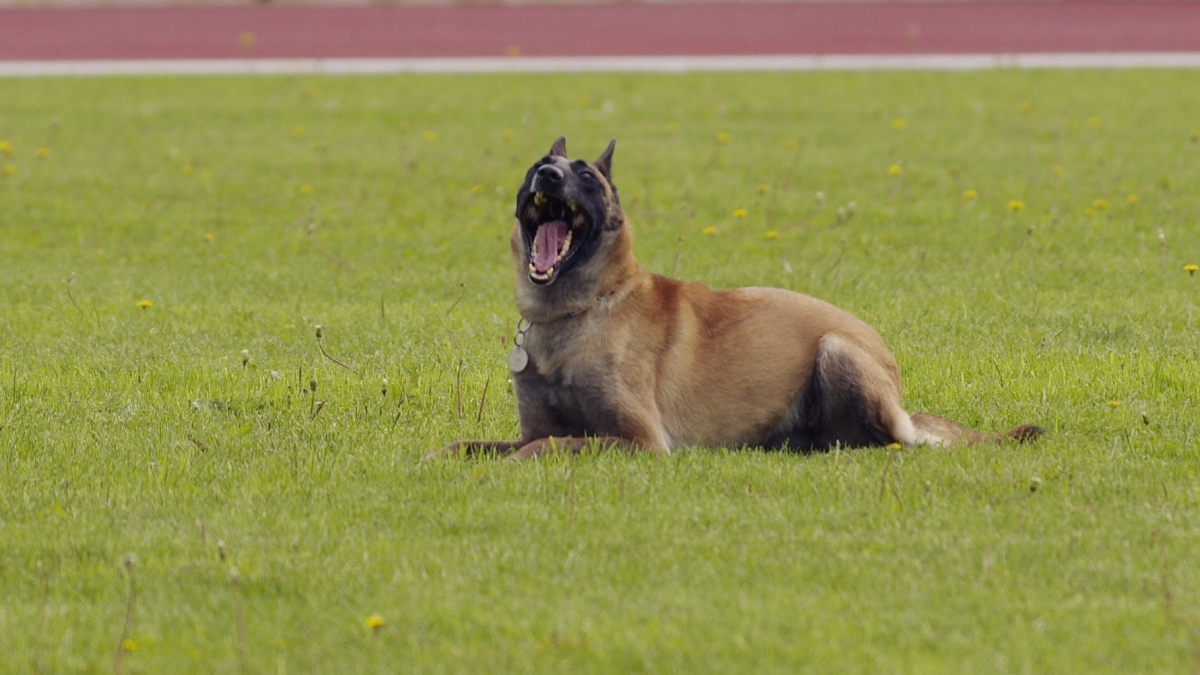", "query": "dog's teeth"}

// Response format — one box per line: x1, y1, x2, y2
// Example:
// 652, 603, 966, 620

528, 263, 536, 273
561, 230, 572, 253
546, 266, 555, 276
534, 192, 547, 206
